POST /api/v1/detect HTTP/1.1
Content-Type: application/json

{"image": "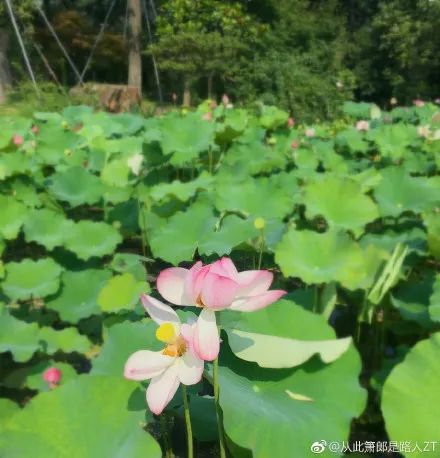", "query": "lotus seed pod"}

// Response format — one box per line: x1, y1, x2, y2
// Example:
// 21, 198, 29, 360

61, 121, 69, 129
254, 217, 265, 230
